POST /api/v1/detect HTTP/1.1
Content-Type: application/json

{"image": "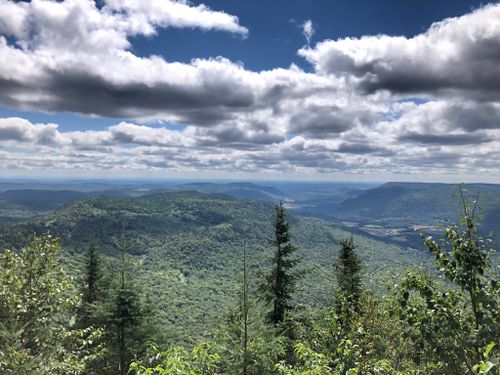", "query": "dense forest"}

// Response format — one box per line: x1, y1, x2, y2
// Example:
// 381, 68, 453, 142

0, 190, 434, 344
0, 188, 498, 374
